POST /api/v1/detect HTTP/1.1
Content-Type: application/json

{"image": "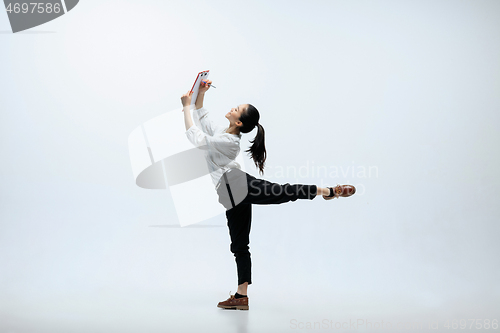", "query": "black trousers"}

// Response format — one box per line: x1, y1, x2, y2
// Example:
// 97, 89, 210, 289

216, 168, 318, 286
